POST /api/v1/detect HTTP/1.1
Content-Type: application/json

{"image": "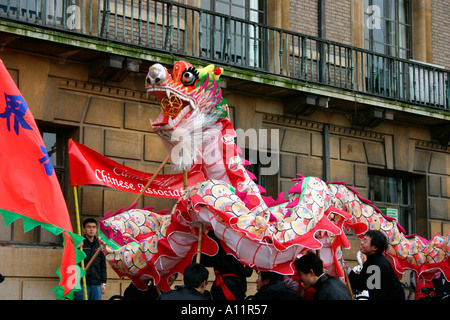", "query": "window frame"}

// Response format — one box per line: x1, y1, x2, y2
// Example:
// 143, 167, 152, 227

0, 125, 70, 246
200, 0, 267, 68
364, 0, 412, 59
369, 171, 416, 235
